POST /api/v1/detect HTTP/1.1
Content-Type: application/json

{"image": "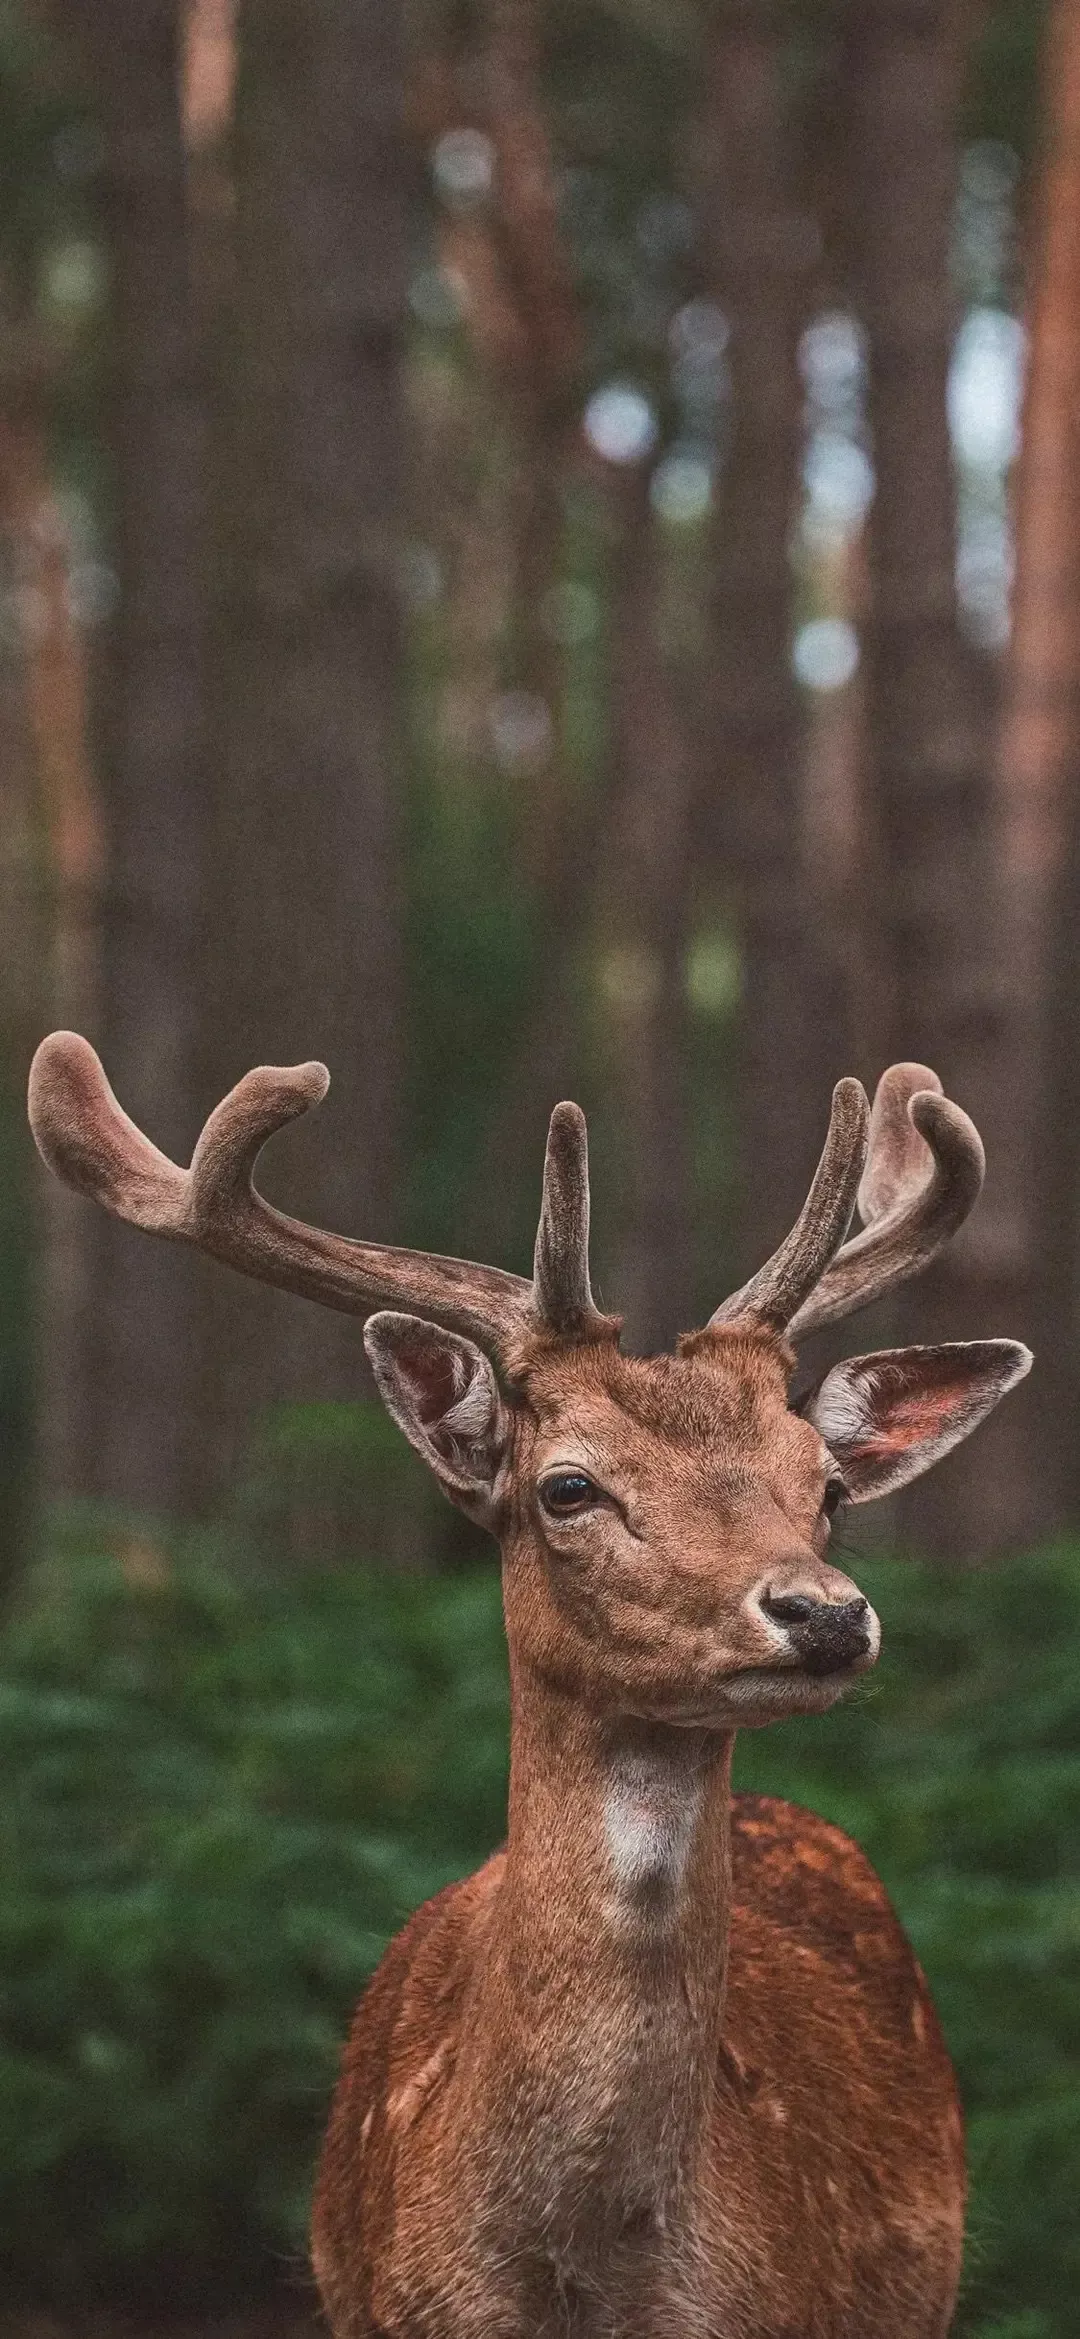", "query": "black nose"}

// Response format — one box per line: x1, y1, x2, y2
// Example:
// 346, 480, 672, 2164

760, 1590, 871, 1675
